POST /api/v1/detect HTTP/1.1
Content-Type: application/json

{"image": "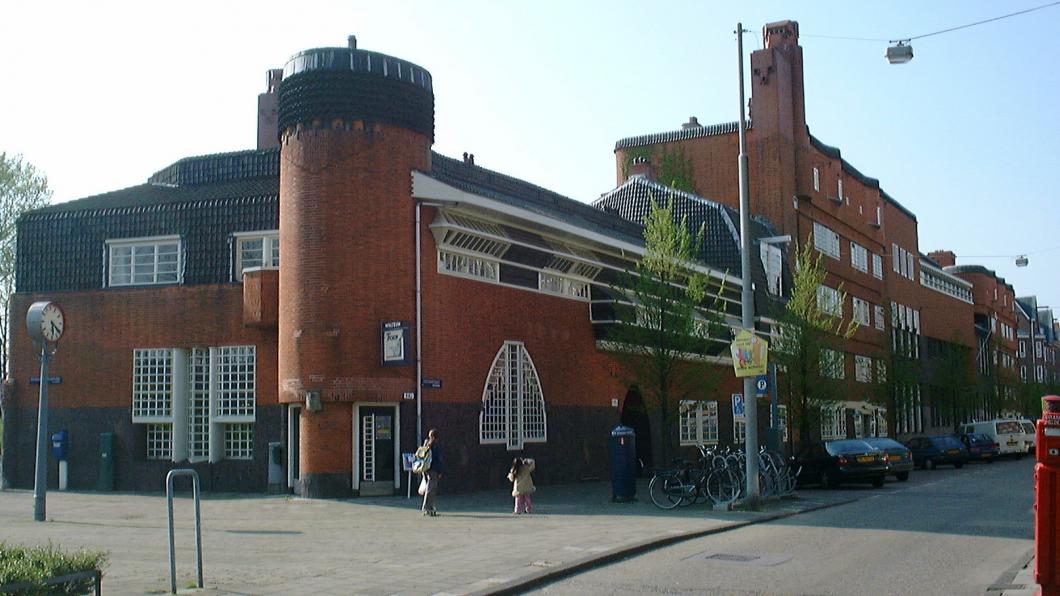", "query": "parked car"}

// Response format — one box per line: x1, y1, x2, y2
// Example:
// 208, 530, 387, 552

1019, 419, 1037, 455
795, 439, 889, 488
961, 420, 1025, 456
904, 435, 968, 470
862, 437, 913, 481
959, 432, 1000, 463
